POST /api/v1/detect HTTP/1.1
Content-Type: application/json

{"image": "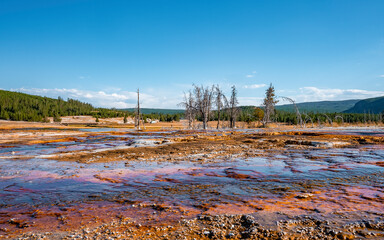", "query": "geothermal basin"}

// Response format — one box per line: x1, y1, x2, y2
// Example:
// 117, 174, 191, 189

0, 126, 383, 239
